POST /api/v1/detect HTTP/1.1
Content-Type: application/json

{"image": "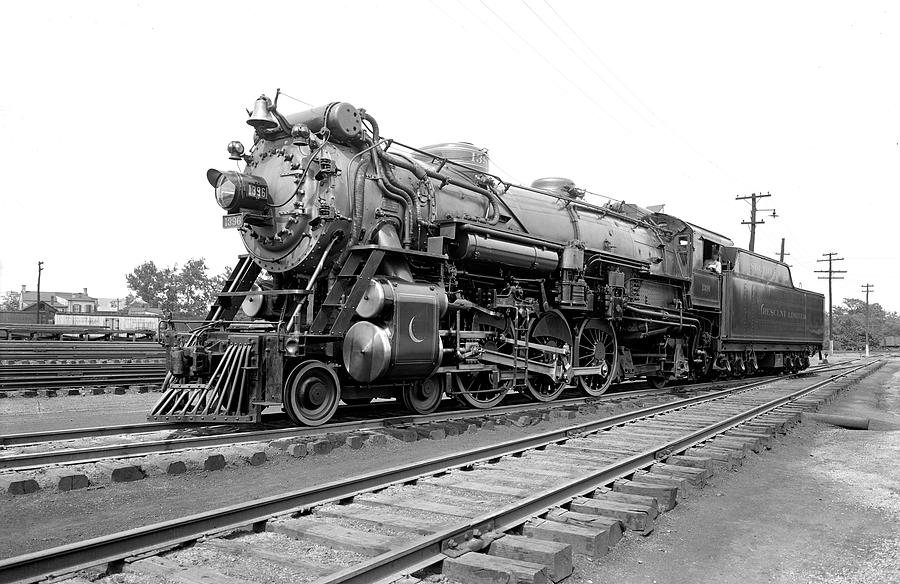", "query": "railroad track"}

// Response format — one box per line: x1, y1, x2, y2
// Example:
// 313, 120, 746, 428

0, 386, 677, 471
0, 362, 854, 469
0, 340, 164, 363
0, 358, 882, 583
0, 363, 166, 391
